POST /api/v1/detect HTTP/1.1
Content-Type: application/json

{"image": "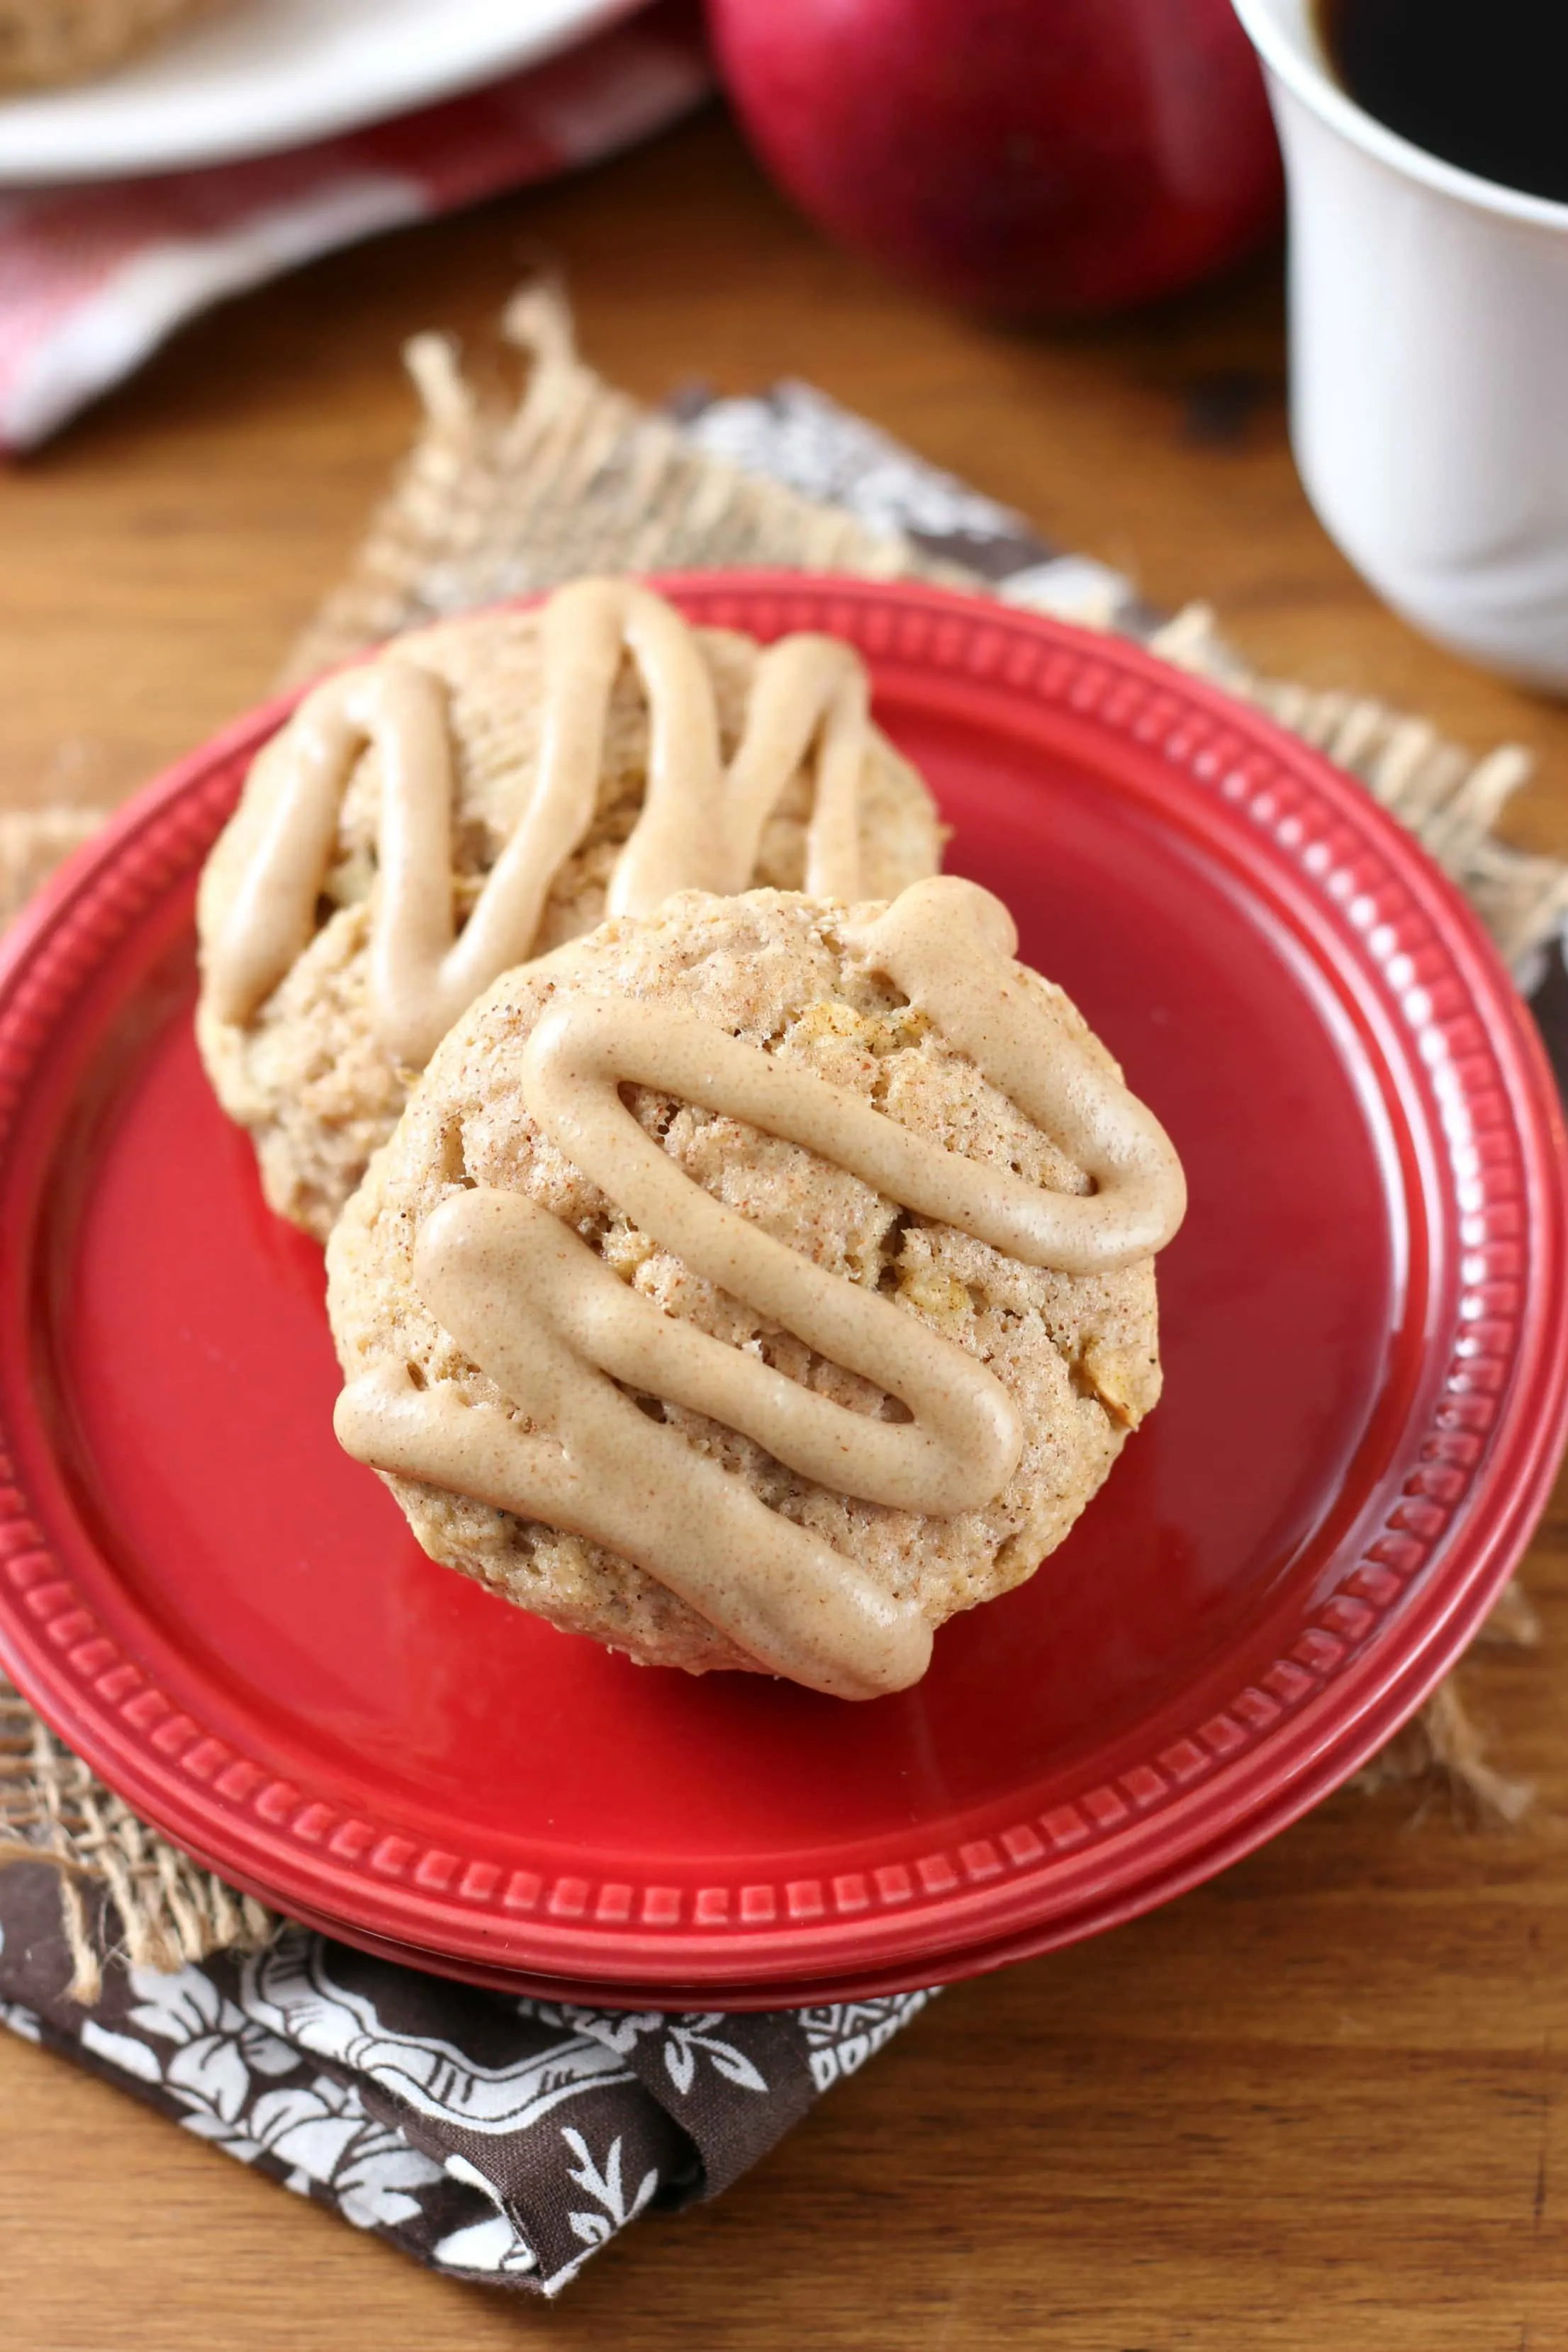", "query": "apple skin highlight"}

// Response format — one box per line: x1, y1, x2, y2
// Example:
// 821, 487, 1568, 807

708, 0, 1284, 318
